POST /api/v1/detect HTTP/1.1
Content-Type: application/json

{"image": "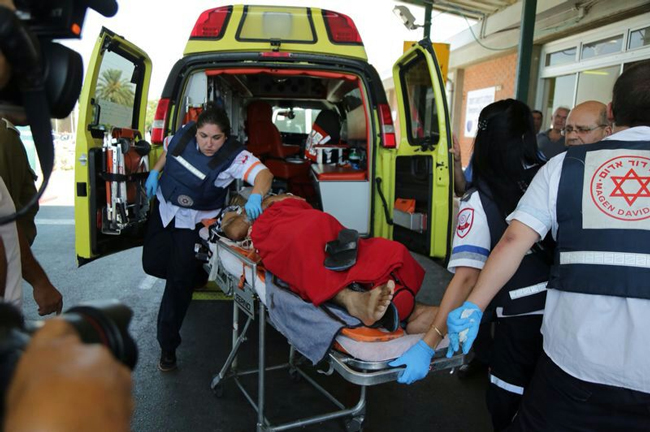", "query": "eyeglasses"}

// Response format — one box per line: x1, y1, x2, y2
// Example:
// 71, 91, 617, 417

561, 125, 607, 135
